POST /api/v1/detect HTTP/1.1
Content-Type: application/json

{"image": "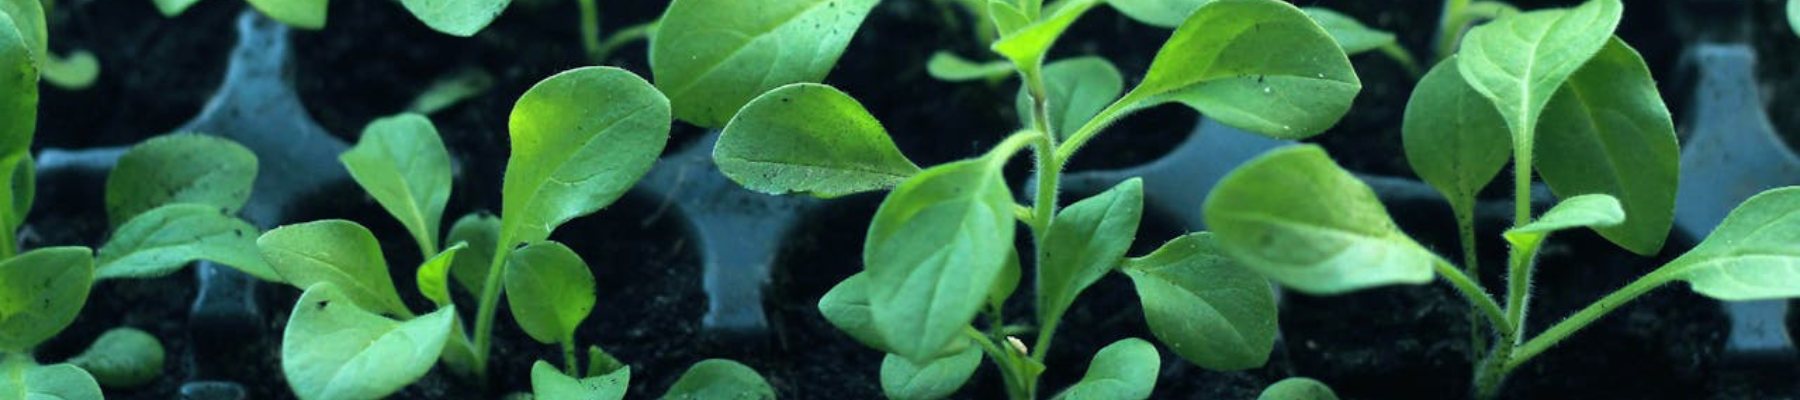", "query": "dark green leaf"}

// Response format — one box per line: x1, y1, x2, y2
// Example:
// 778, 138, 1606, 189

0, 363, 102, 400
258, 220, 412, 317
1016, 57, 1122, 140
1052, 338, 1159, 400
106, 134, 258, 226
446, 213, 500, 298
1403, 57, 1511, 221
67, 327, 165, 389
651, 0, 877, 127
342, 113, 452, 255
880, 343, 981, 400
818, 272, 887, 352
0, 247, 93, 352
1122, 233, 1275, 371
716, 83, 920, 198
0, 10, 35, 161
504, 241, 596, 345
1039, 179, 1141, 329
